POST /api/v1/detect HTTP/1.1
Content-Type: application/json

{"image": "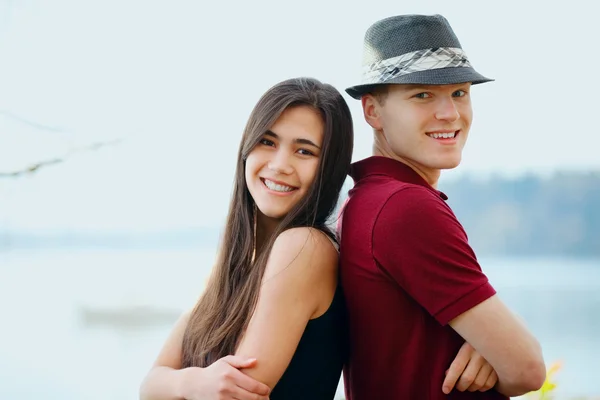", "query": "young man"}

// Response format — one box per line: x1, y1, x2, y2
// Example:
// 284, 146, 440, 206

338, 14, 546, 399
